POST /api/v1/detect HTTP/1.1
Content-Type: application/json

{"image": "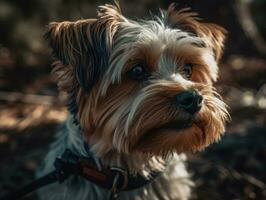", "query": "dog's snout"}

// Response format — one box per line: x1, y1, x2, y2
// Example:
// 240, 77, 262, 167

175, 91, 202, 114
